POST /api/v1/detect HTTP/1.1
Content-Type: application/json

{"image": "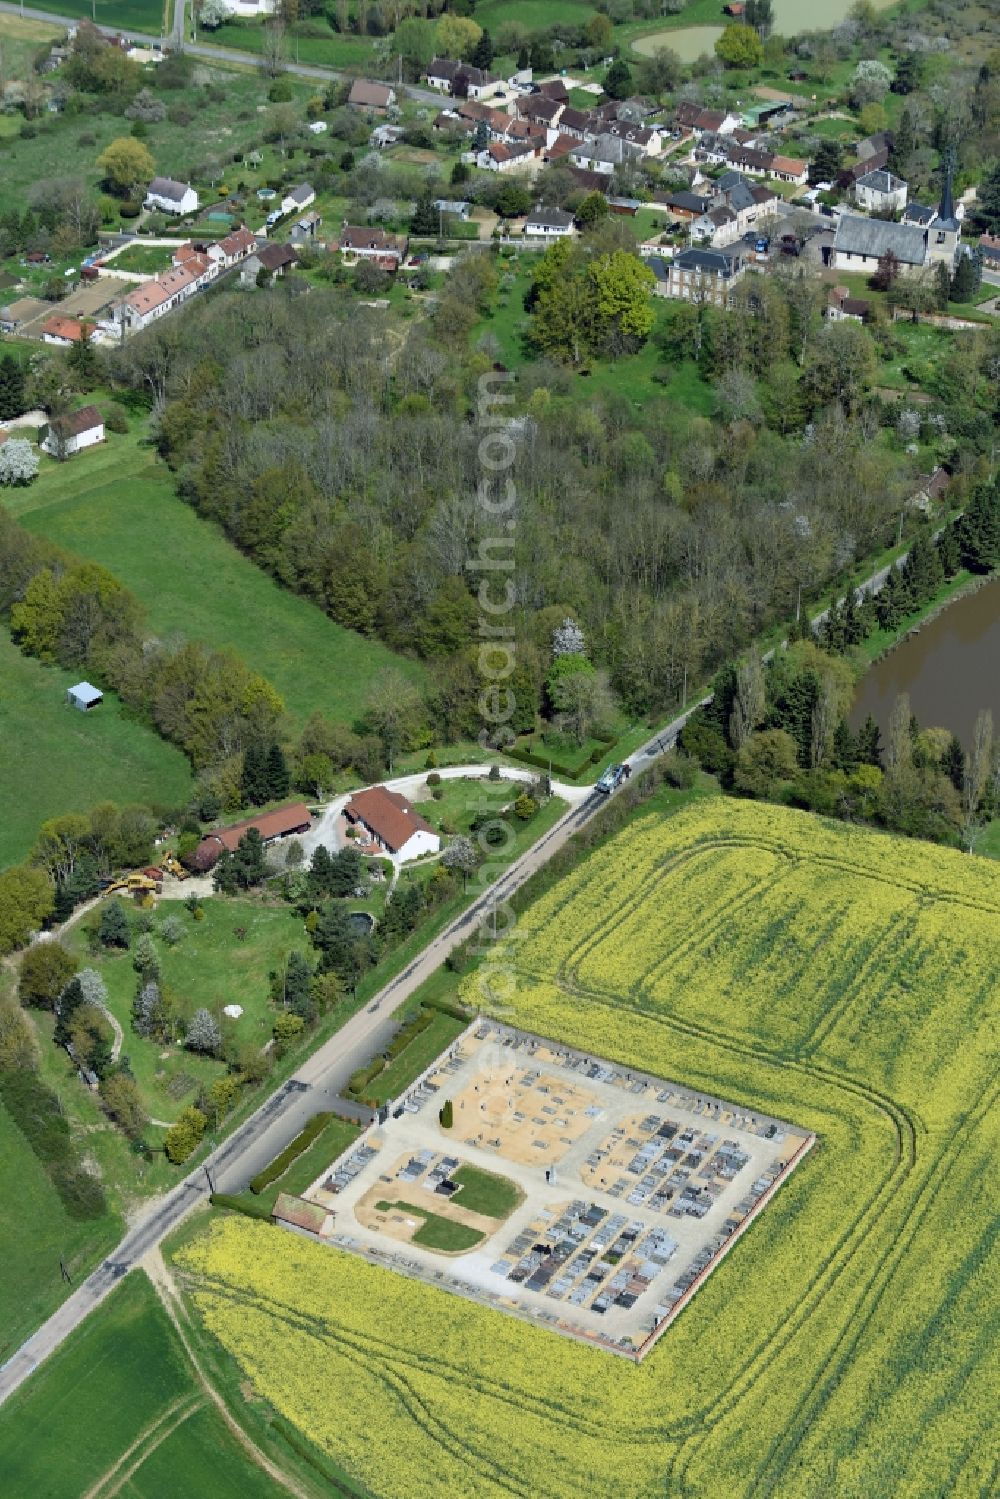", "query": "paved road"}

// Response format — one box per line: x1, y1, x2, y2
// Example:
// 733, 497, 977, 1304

0, 0, 442, 99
